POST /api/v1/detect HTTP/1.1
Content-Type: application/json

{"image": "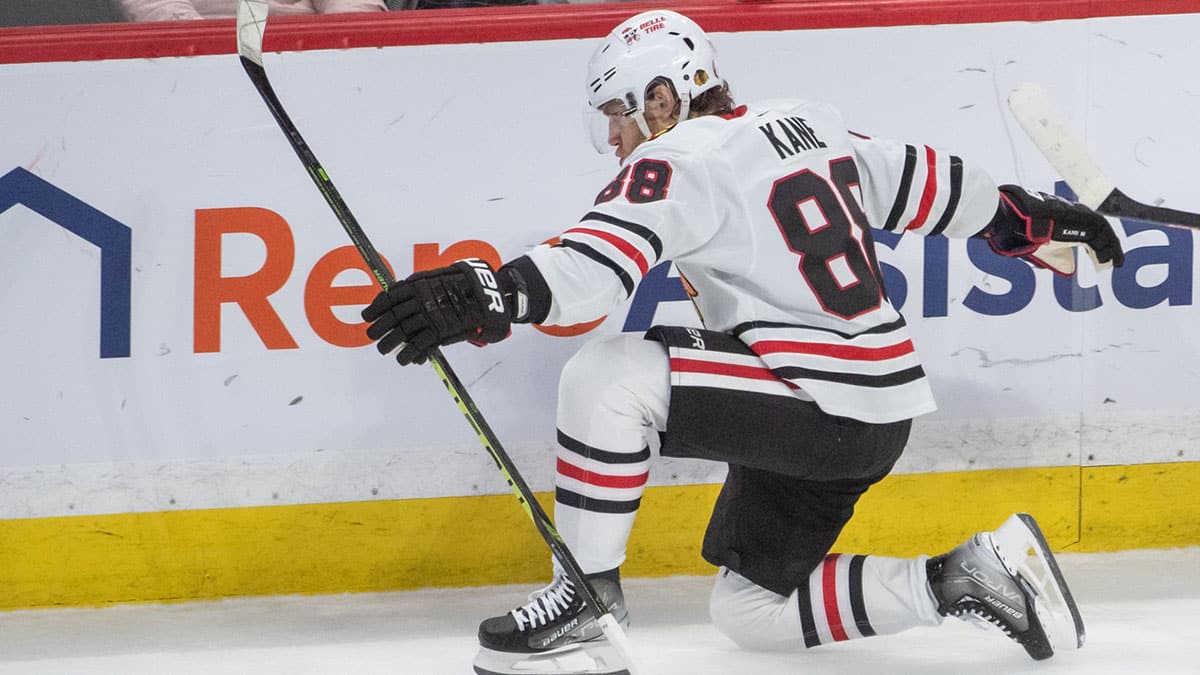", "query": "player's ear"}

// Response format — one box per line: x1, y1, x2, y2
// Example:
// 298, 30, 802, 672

647, 82, 669, 105
646, 82, 680, 125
